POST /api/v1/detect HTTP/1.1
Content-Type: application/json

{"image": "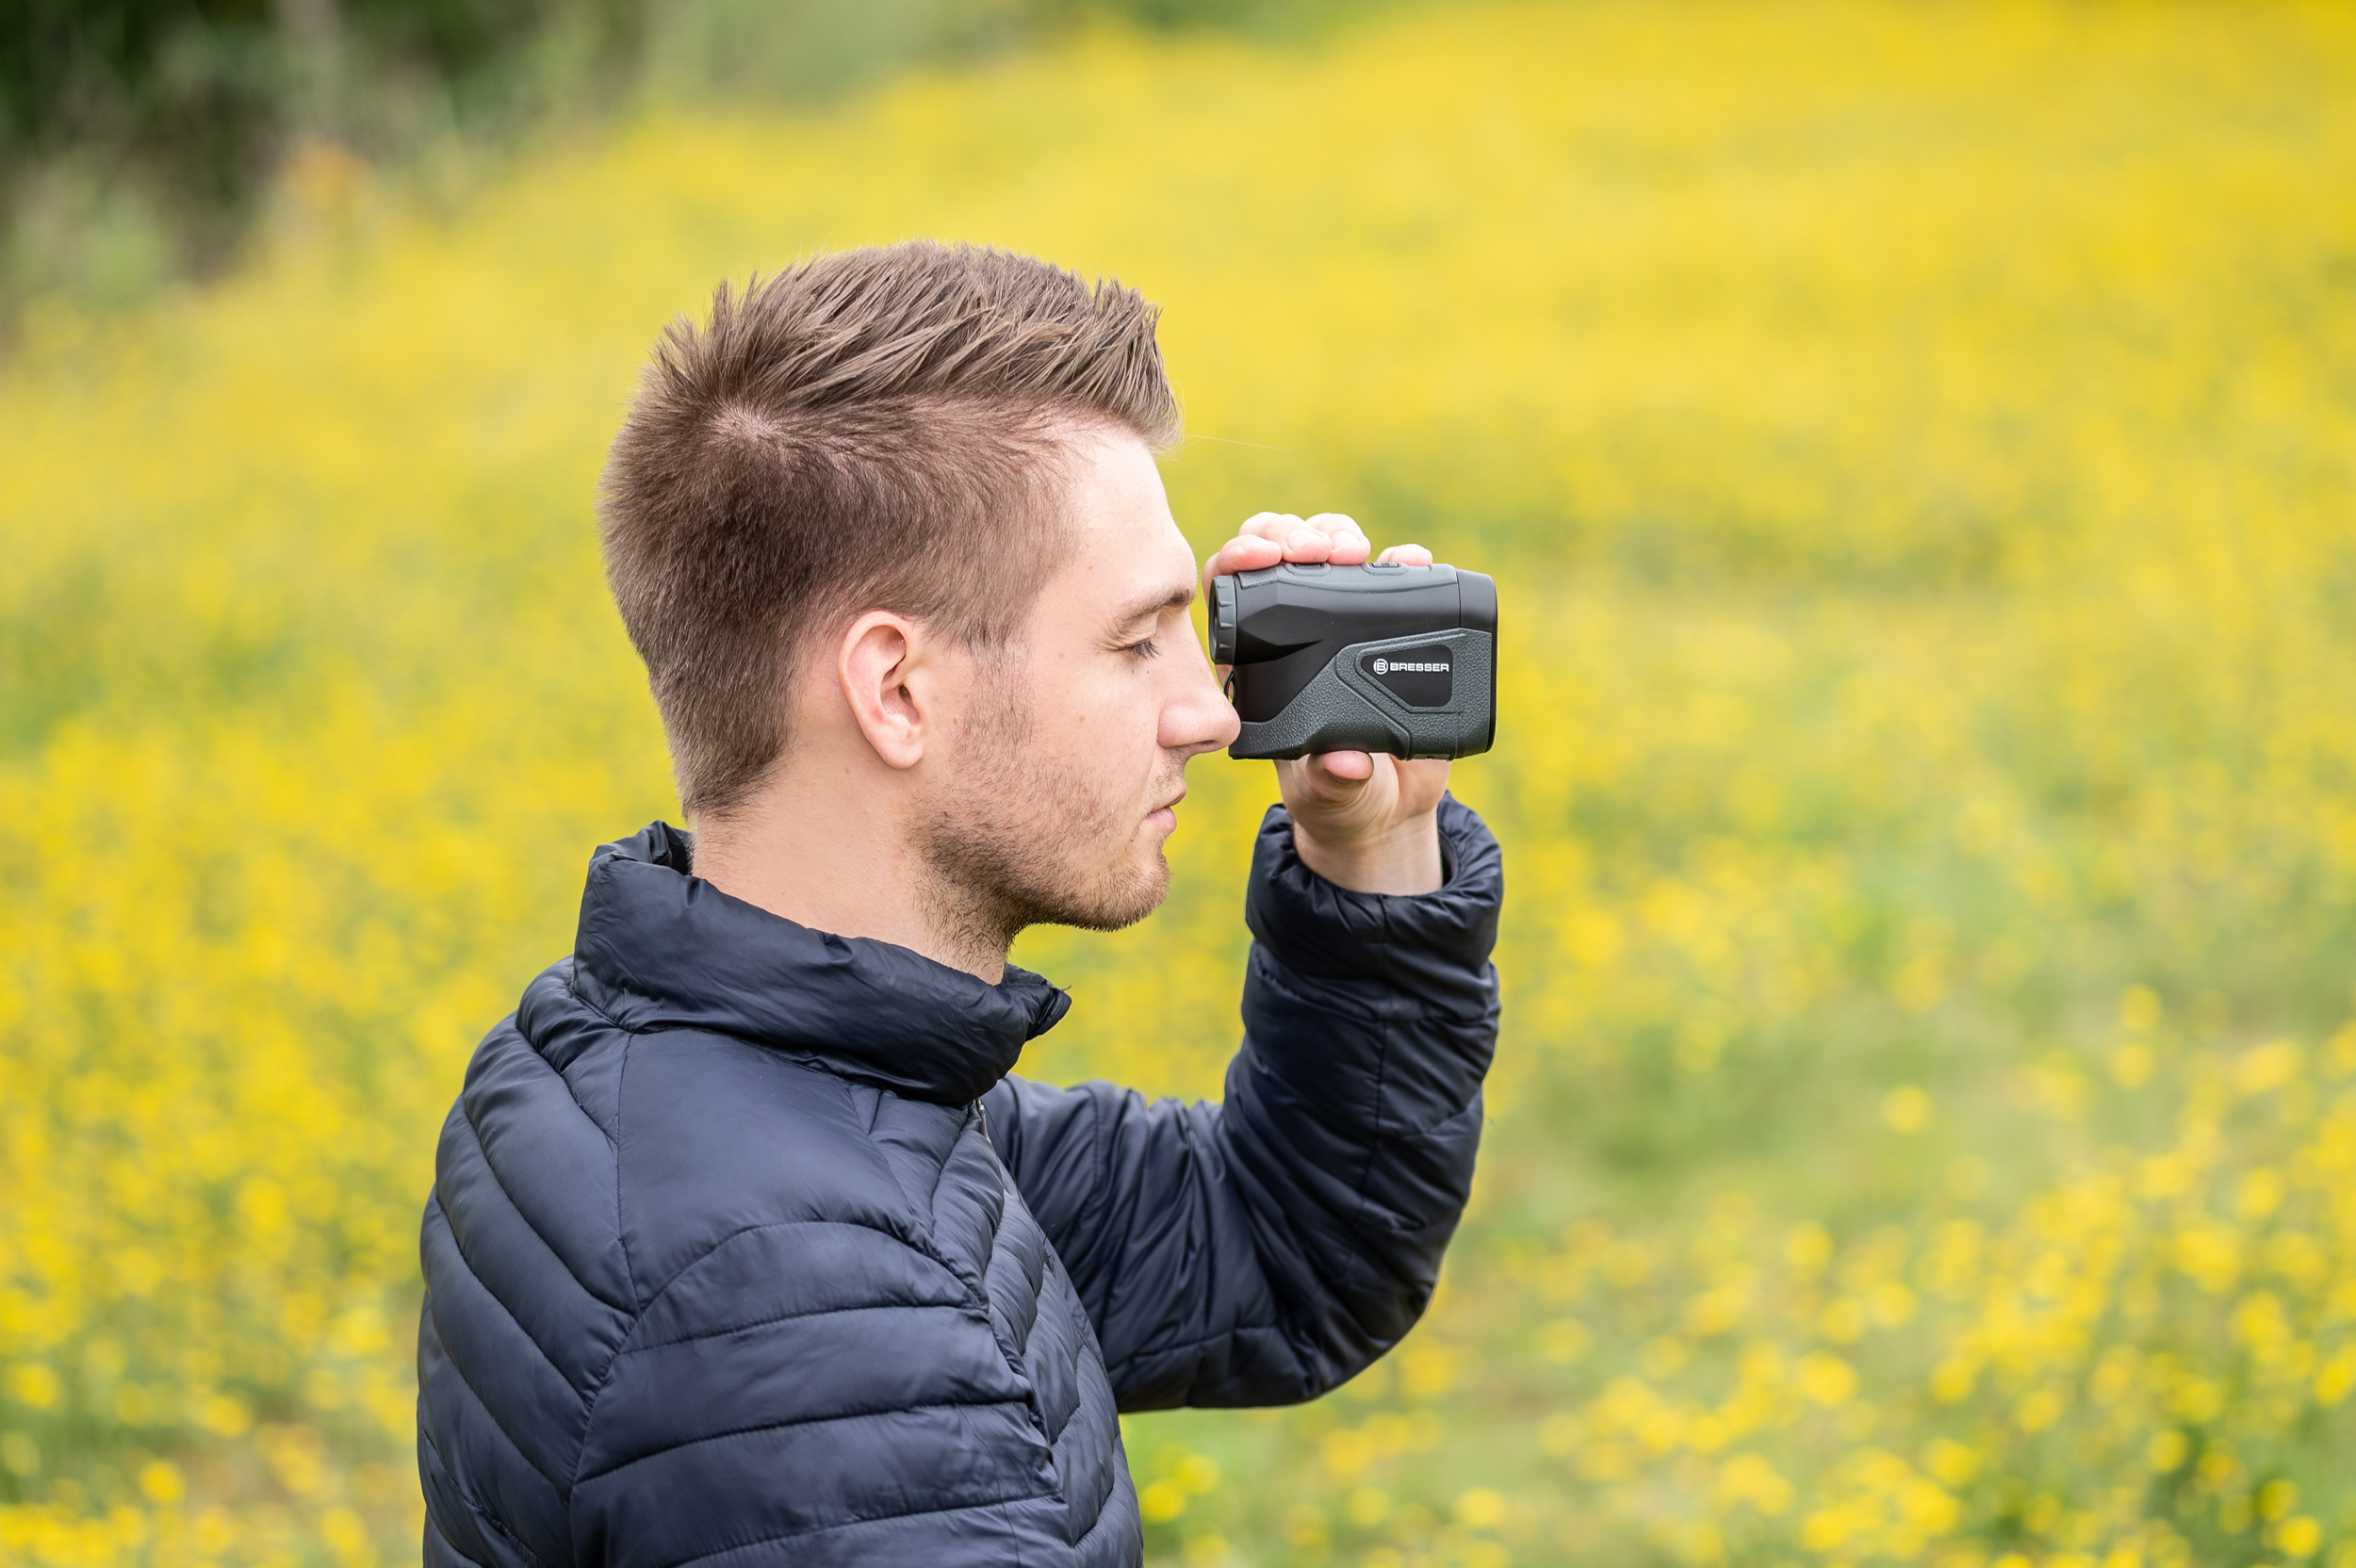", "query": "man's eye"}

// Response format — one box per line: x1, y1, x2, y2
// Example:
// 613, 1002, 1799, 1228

1121, 638, 1159, 660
